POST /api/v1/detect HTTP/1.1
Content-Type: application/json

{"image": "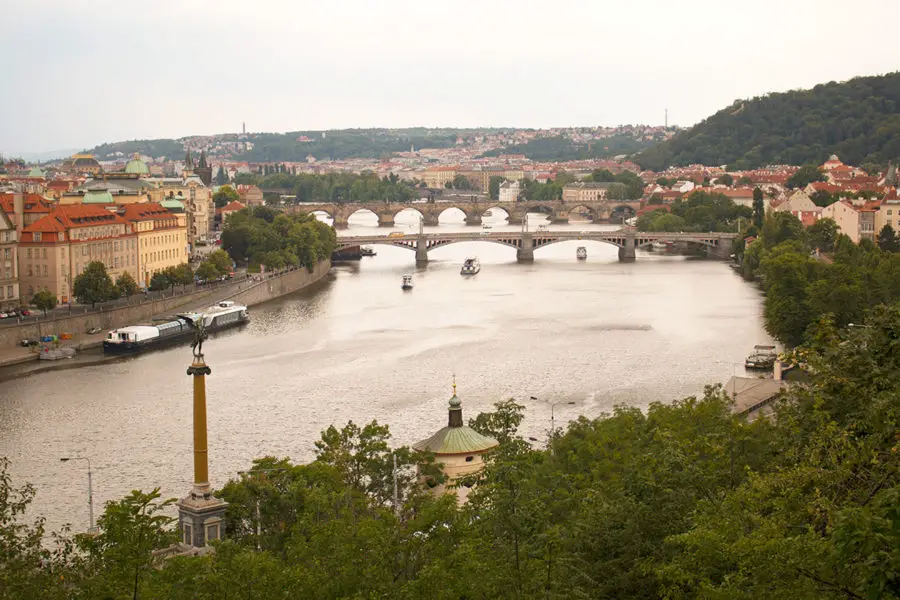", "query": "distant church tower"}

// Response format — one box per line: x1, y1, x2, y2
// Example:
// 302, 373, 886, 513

183, 149, 195, 177
195, 151, 213, 186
